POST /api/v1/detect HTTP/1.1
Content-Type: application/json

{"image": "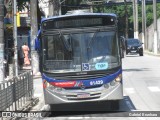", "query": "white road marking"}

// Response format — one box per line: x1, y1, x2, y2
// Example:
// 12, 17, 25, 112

68, 117, 83, 119
124, 88, 135, 94
148, 86, 160, 92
